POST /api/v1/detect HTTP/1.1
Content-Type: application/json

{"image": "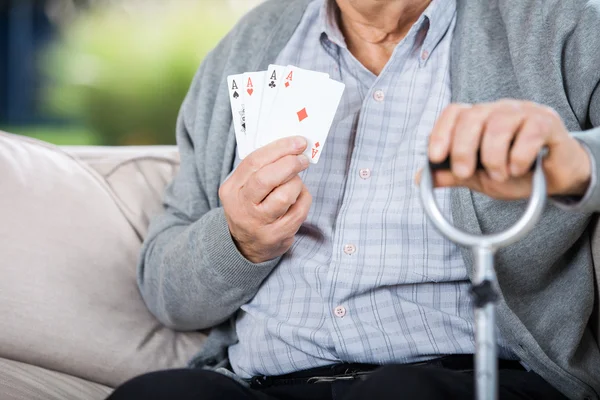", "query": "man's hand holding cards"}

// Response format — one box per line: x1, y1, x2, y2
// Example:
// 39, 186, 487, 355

227, 65, 345, 163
